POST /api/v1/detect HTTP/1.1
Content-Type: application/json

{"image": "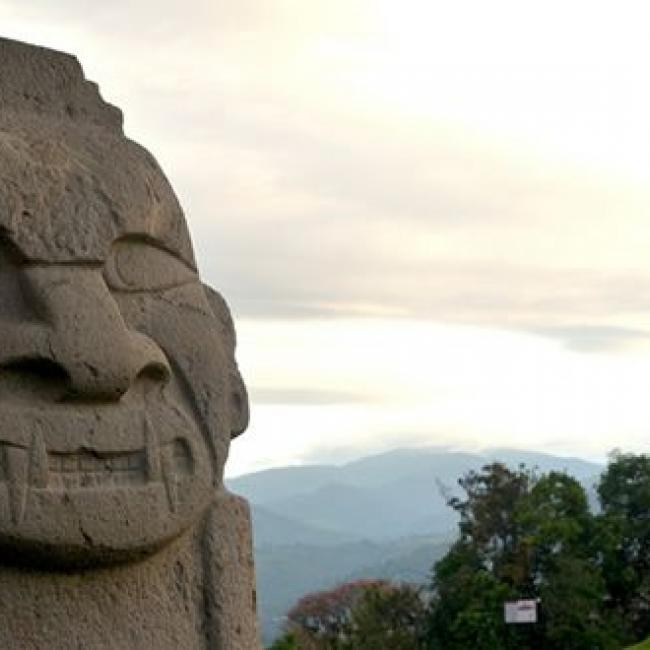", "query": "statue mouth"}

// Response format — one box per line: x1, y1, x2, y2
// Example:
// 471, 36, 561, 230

43, 439, 193, 515
0, 400, 214, 565
42, 436, 194, 491
48, 448, 149, 488
0, 410, 198, 523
